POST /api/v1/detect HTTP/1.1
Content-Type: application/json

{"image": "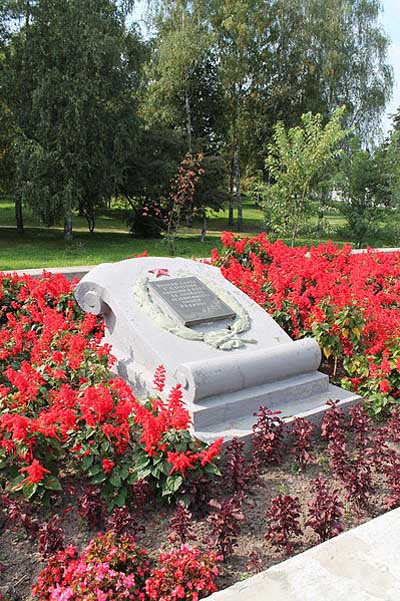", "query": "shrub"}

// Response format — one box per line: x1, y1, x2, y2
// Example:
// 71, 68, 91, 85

265, 495, 303, 555
305, 478, 344, 542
